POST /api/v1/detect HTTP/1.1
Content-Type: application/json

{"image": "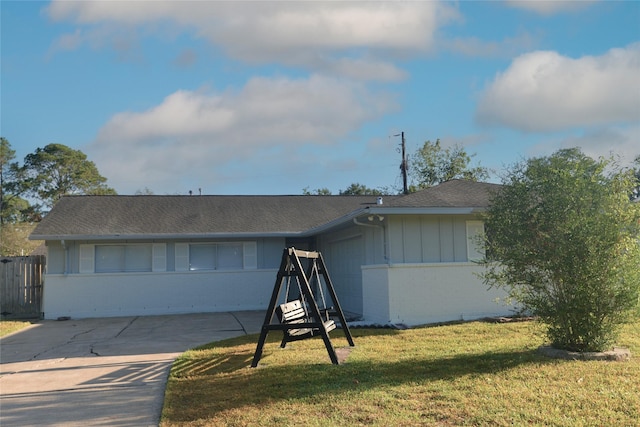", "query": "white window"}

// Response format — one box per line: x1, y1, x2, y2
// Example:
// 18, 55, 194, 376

217, 243, 243, 269
79, 244, 95, 274
79, 243, 166, 273
175, 241, 257, 271
189, 244, 217, 271
152, 243, 167, 272
466, 221, 486, 262
95, 244, 152, 273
